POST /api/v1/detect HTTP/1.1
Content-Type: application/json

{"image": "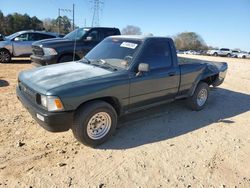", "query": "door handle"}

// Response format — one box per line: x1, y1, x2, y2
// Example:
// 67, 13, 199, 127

168, 72, 176, 76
